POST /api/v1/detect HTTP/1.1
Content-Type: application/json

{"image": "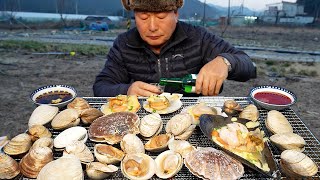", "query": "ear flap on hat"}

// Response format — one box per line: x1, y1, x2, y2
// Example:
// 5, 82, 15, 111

121, 0, 131, 11
176, 0, 184, 9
